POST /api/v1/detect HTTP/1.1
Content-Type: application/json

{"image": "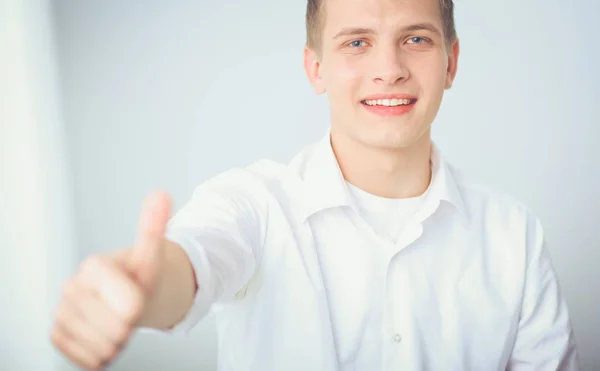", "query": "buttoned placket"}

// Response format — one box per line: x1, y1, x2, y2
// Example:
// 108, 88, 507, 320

381, 220, 425, 370
346, 202, 427, 370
